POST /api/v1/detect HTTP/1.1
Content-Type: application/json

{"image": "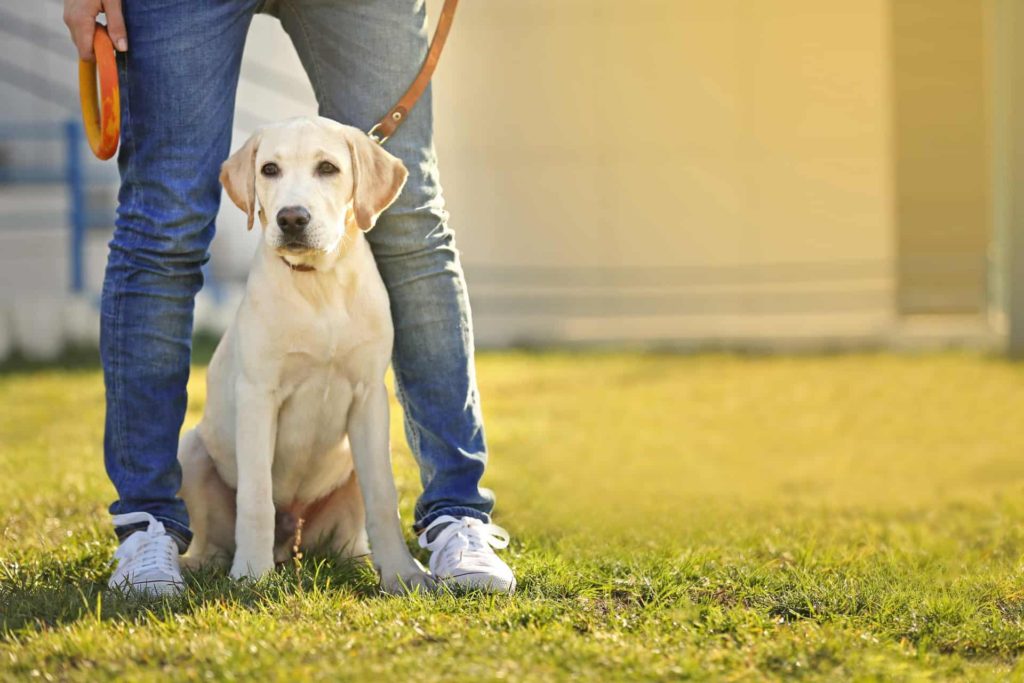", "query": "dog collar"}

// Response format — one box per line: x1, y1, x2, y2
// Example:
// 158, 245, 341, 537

280, 257, 316, 273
